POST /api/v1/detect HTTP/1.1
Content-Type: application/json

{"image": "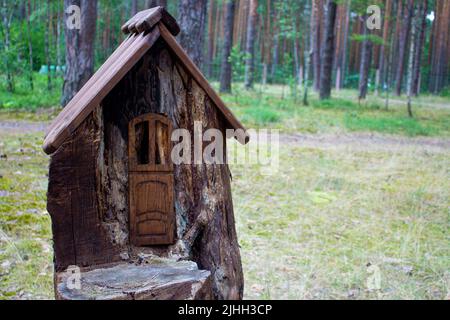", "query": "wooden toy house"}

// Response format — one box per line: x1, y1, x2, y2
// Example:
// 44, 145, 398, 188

43, 7, 247, 300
